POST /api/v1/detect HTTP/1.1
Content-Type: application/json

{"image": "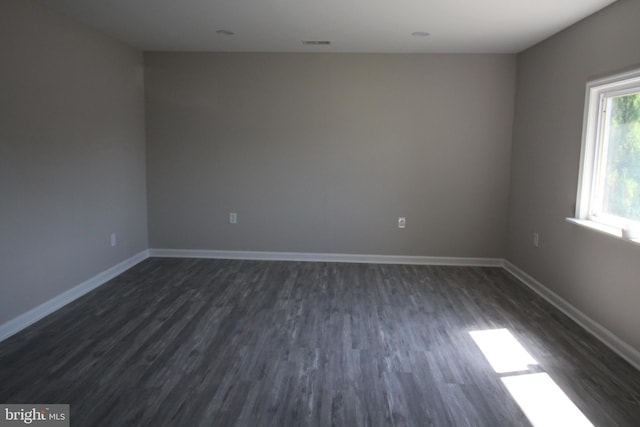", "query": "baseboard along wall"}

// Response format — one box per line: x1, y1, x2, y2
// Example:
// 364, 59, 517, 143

1, 248, 638, 372
147, 248, 504, 267
502, 261, 640, 371
0, 250, 149, 342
